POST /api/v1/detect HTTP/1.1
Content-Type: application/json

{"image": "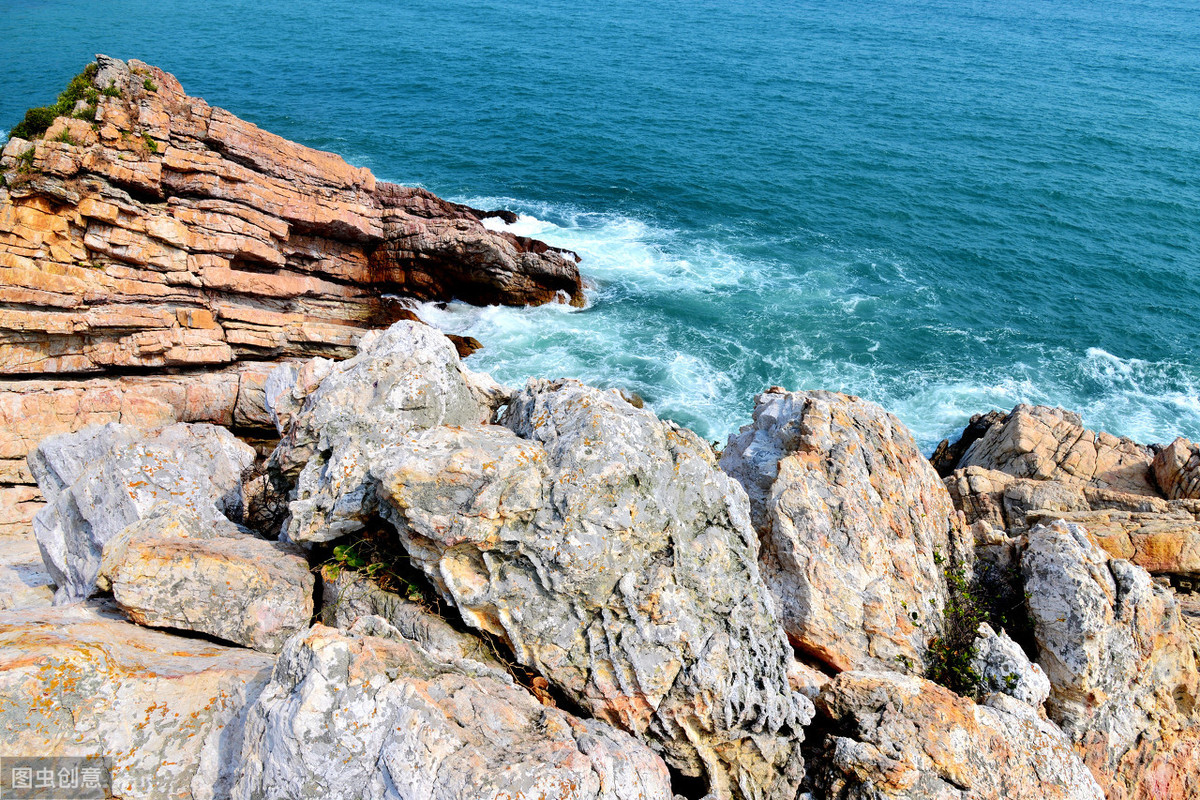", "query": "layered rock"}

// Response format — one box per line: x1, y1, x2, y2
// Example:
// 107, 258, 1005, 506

719, 388, 959, 674
231, 621, 674, 800
809, 670, 1104, 800
0, 55, 583, 533
0, 604, 274, 800
98, 508, 313, 652
1022, 521, 1200, 798
29, 421, 255, 602
1154, 437, 1200, 500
